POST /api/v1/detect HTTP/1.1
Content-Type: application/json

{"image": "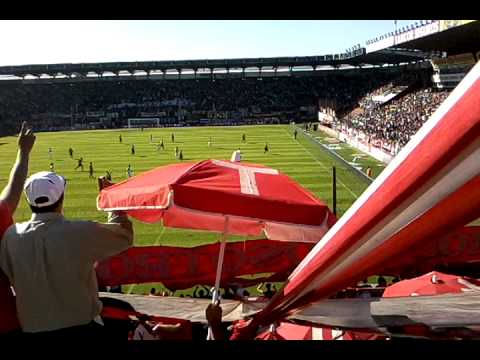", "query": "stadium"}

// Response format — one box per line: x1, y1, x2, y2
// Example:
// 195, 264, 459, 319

0, 20, 479, 341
